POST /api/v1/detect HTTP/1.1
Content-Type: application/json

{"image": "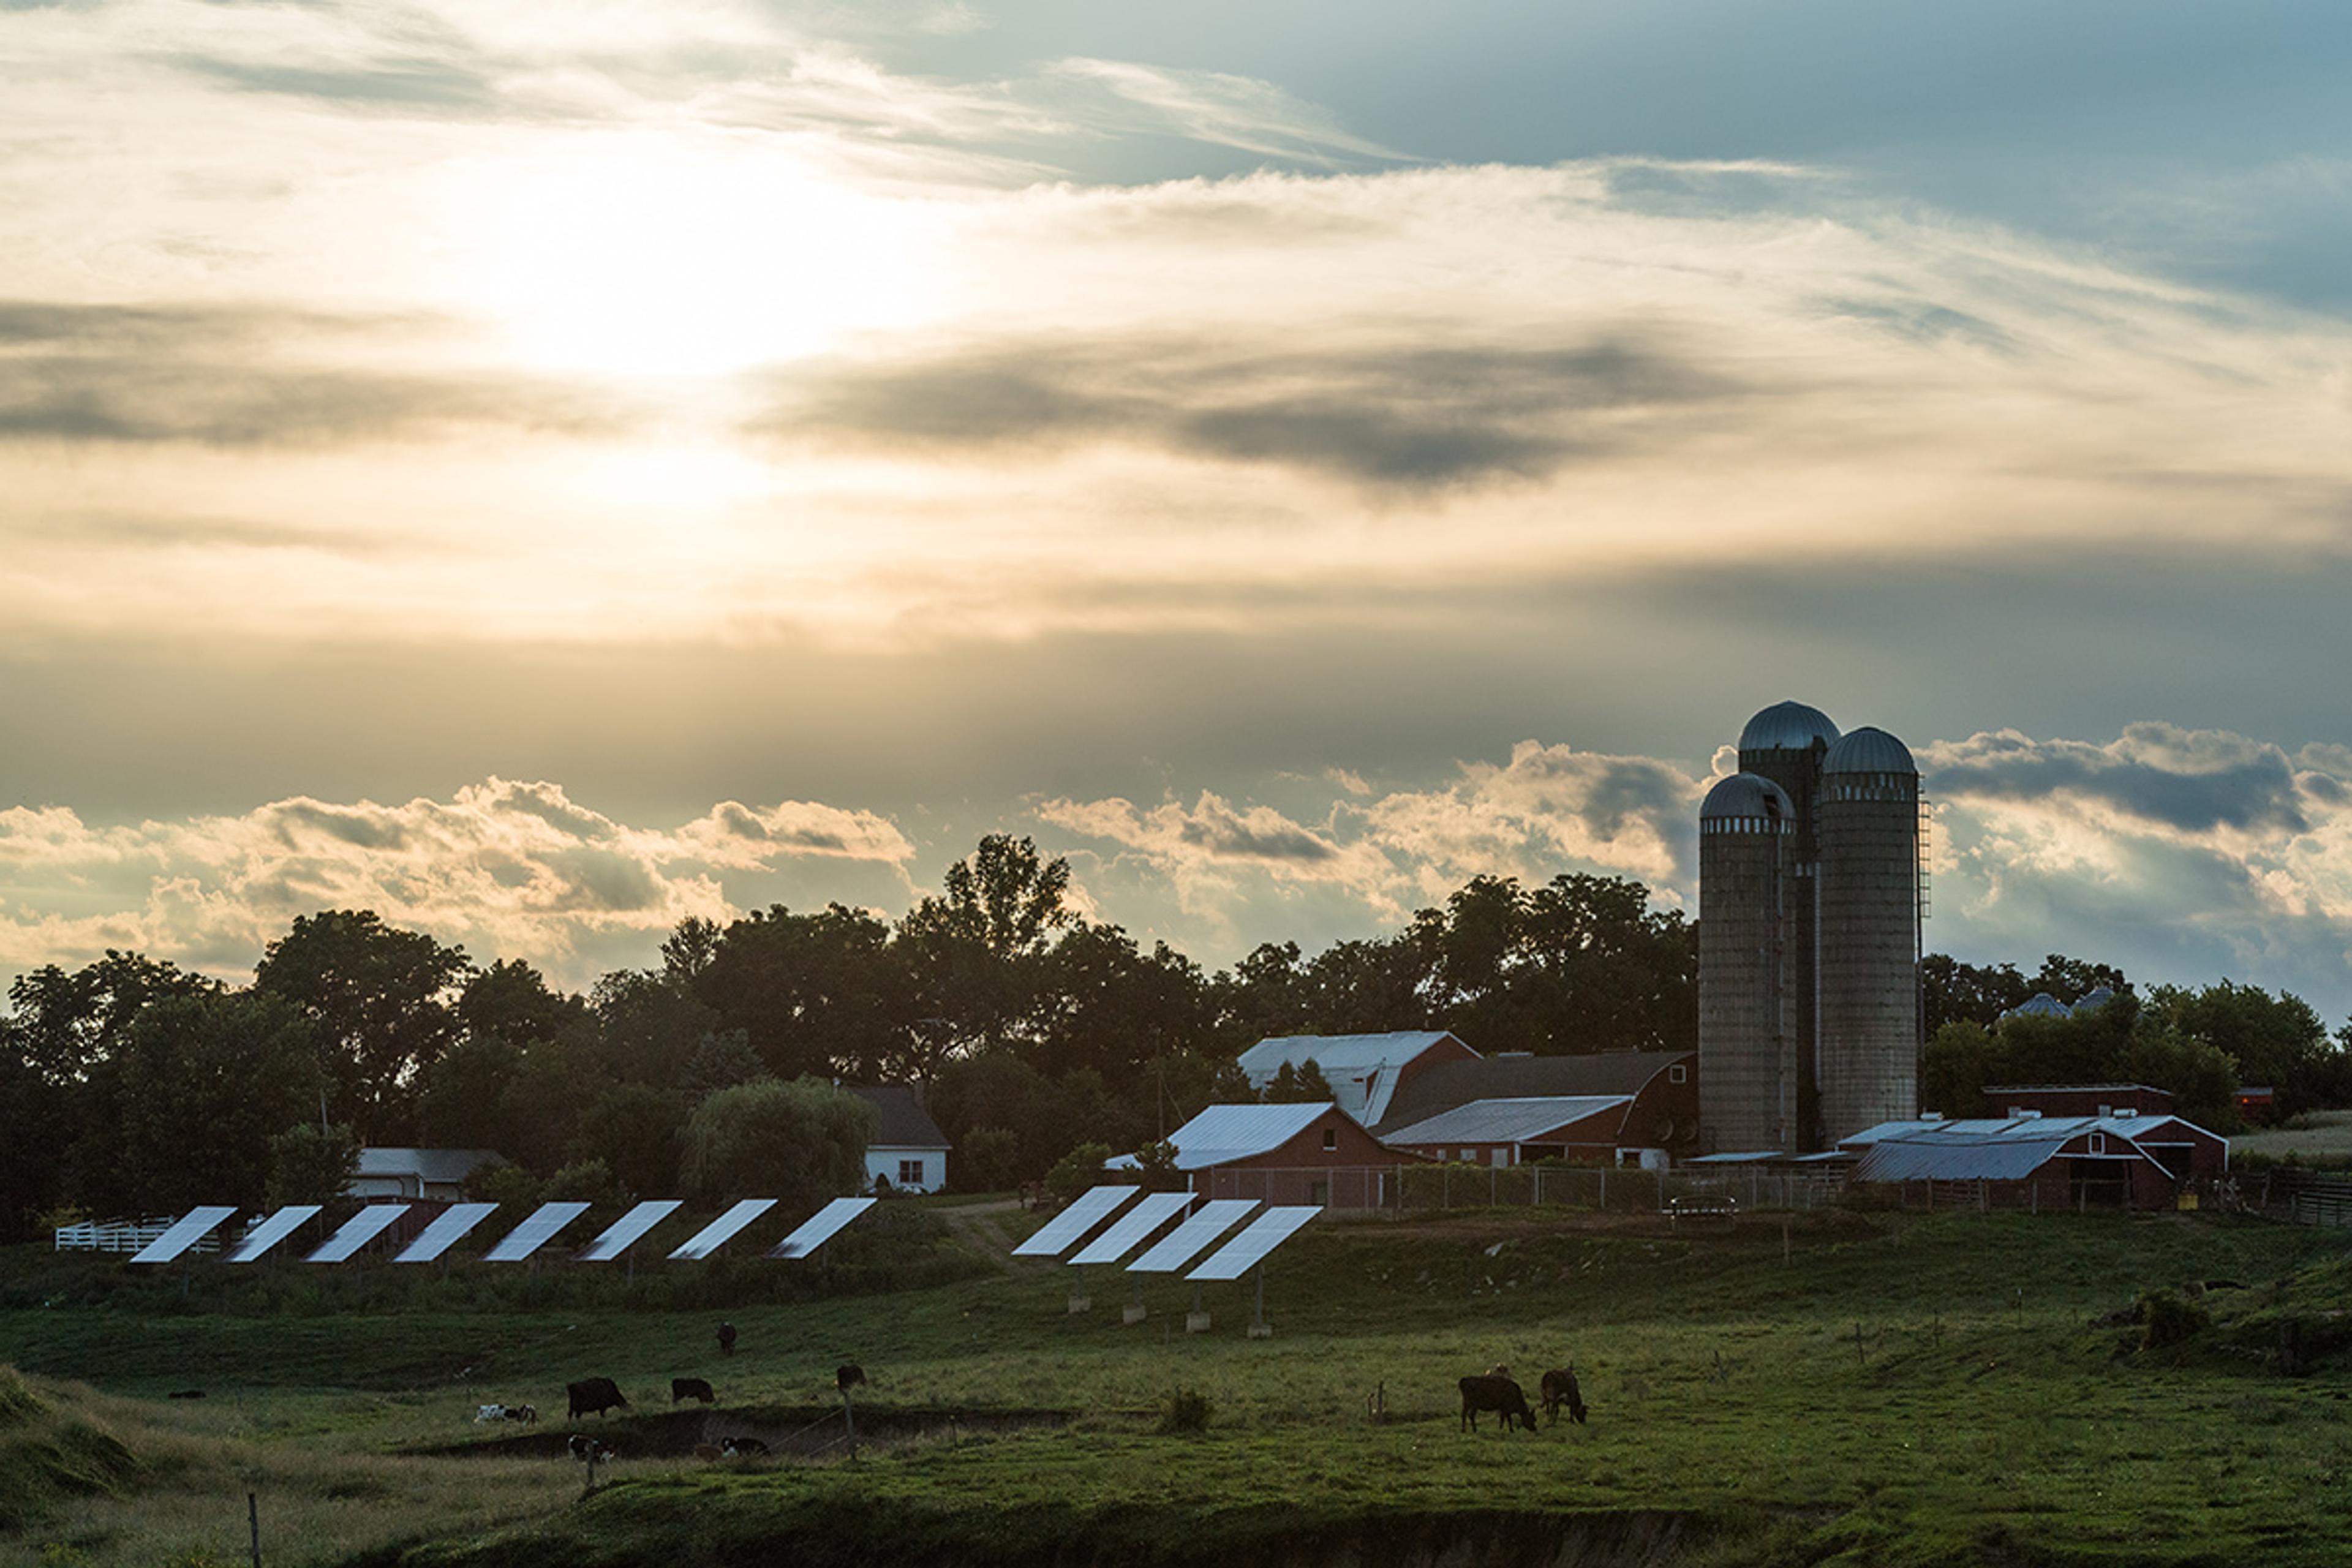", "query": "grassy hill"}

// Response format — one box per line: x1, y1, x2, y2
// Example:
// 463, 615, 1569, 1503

4, 1202, 2351, 1566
